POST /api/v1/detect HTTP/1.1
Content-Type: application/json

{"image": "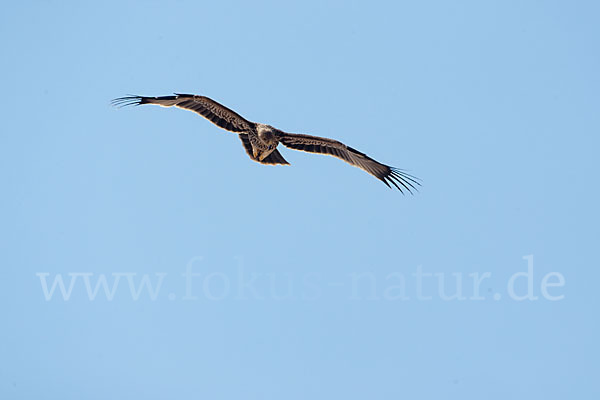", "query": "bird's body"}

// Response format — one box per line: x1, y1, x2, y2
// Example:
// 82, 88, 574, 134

253, 124, 279, 161
111, 93, 419, 193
